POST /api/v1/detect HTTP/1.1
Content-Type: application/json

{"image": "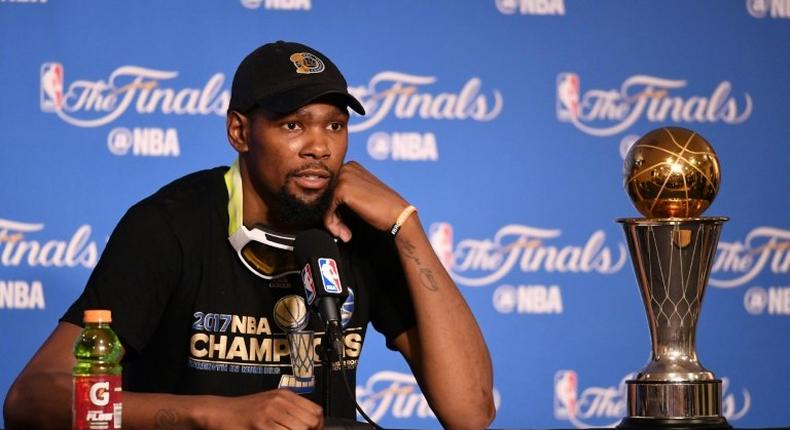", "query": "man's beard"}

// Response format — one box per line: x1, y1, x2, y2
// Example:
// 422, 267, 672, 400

266, 180, 335, 228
